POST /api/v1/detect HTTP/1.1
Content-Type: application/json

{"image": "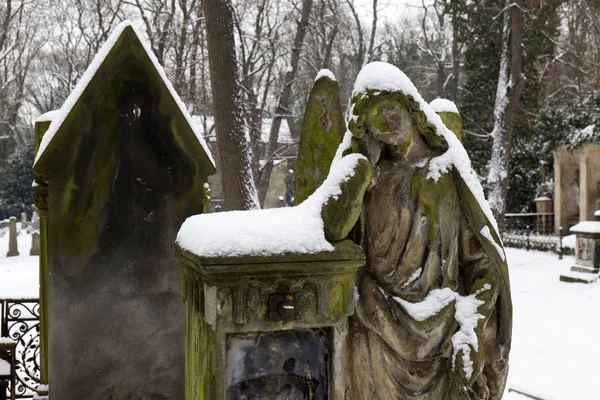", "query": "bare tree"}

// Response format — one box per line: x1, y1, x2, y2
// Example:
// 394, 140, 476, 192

256, 0, 313, 205
365, 0, 378, 64
202, 0, 259, 210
